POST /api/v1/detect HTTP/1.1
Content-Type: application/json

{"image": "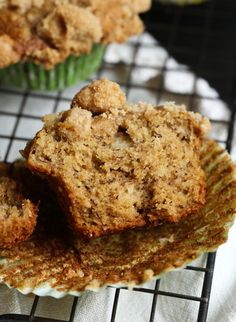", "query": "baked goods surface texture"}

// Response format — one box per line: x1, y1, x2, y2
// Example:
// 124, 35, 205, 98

0, 162, 38, 249
0, 139, 235, 297
24, 79, 211, 238
158, 0, 205, 4
9, 159, 67, 238
0, 0, 151, 69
